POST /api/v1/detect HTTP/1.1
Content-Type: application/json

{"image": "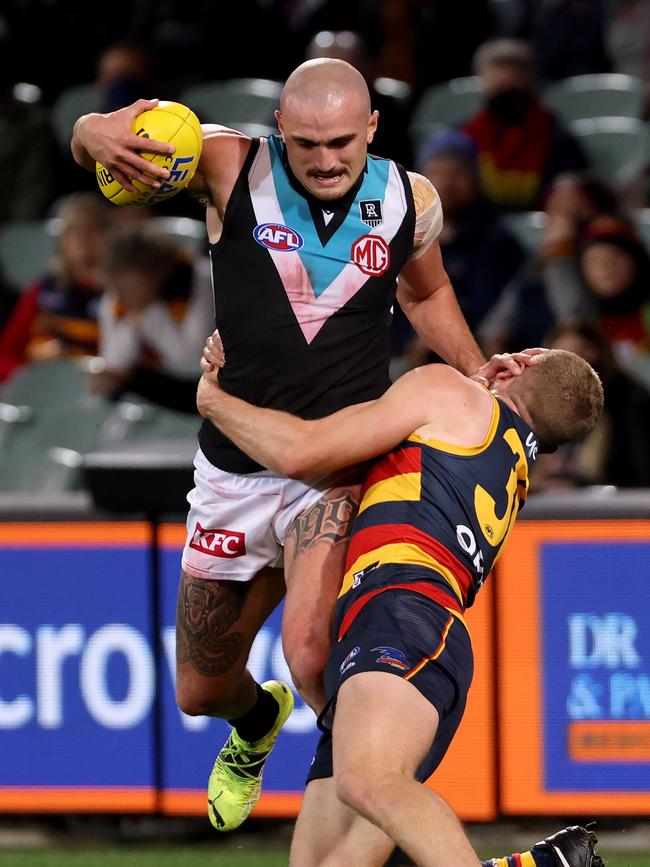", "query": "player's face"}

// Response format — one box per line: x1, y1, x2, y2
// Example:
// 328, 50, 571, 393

276, 103, 378, 201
